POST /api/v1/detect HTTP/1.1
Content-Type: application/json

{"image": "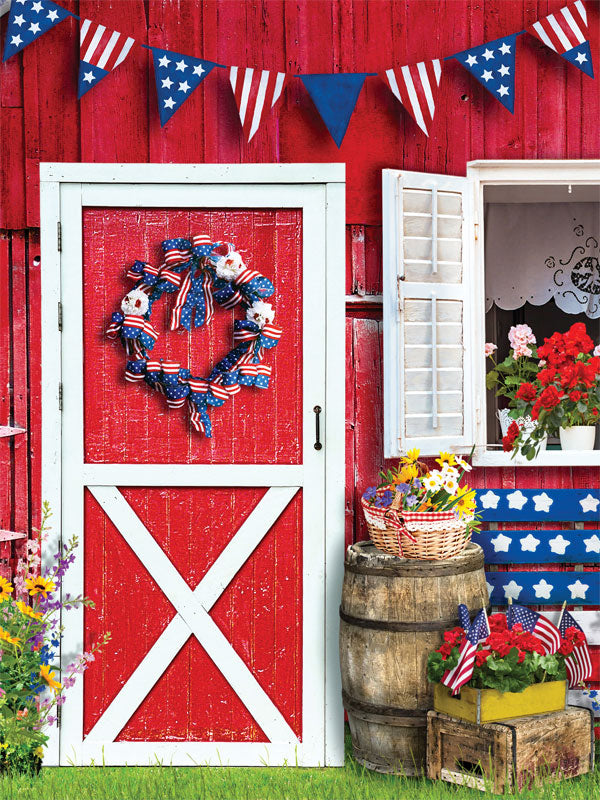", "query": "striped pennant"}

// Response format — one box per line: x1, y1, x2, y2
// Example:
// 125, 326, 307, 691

382, 60, 443, 136
78, 19, 135, 98
229, 67, 287, 142
527, 1, 594, 77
